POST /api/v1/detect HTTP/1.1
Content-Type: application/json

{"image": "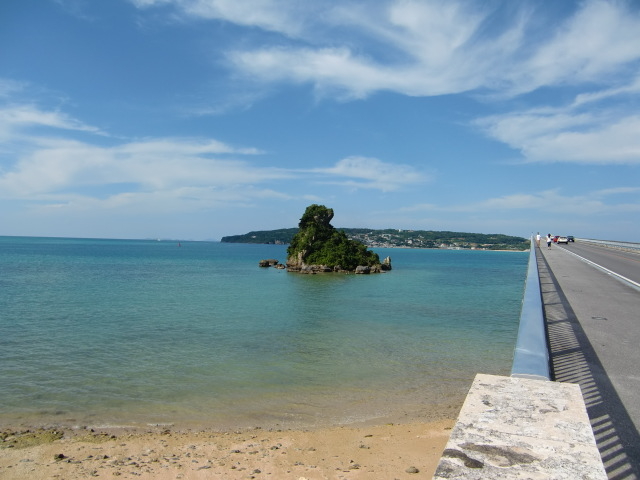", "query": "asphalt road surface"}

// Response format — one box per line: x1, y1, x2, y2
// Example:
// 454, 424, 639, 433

538, 243, 640, 479
554, 240, 640, 286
